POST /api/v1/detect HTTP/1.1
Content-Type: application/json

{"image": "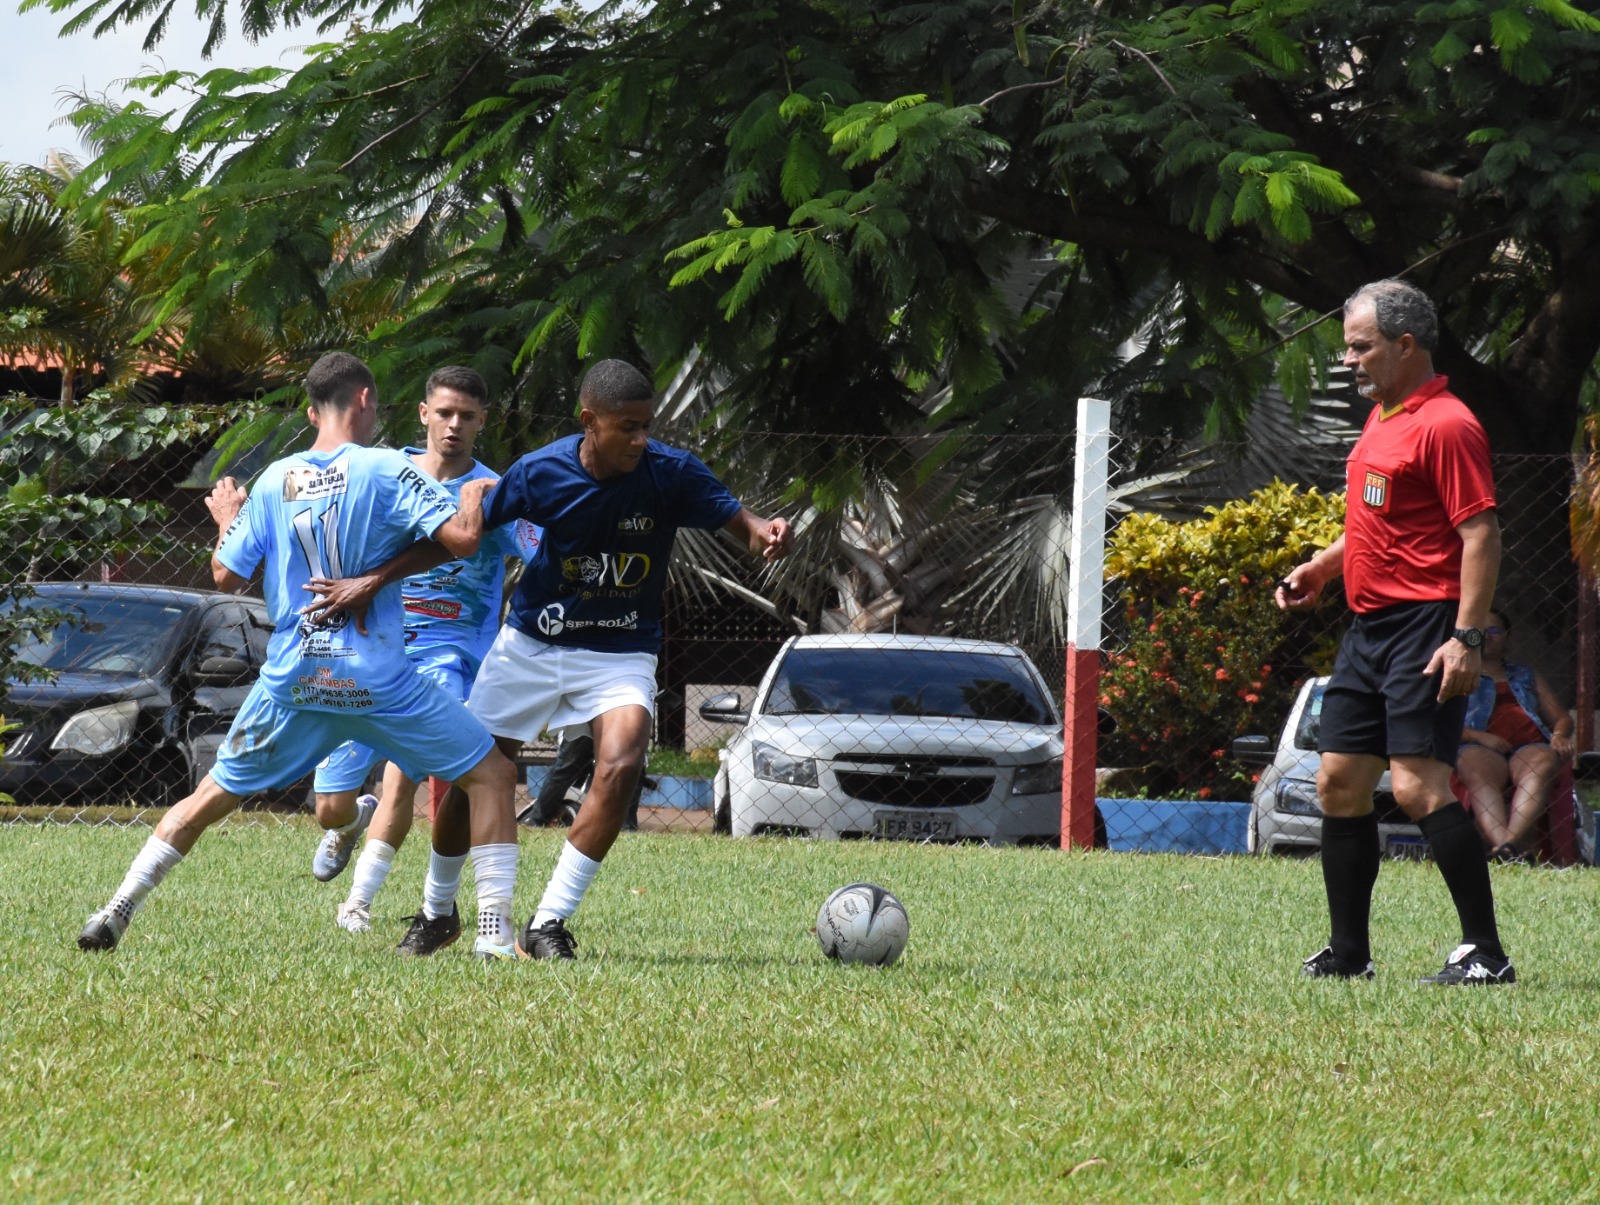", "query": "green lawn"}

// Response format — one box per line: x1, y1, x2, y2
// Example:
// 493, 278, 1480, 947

2, 823, 1597, 1203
